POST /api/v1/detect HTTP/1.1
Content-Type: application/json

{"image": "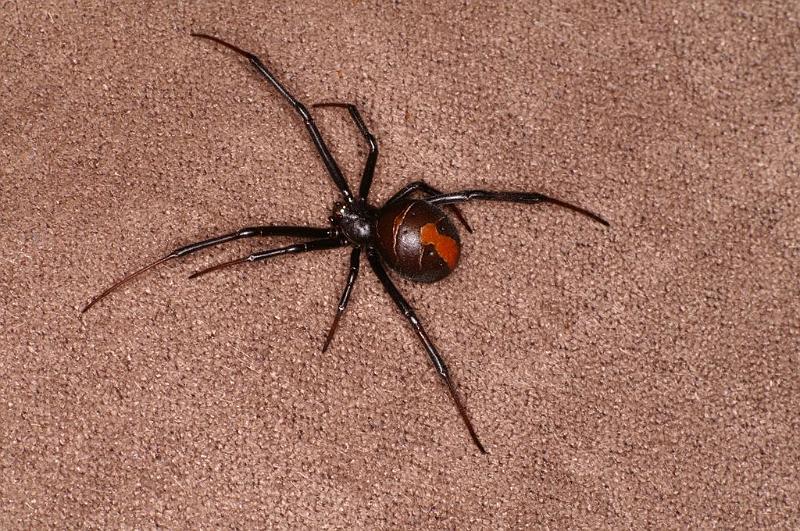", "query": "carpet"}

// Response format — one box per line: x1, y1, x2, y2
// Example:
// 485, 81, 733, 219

2, 1, 798, 527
